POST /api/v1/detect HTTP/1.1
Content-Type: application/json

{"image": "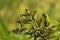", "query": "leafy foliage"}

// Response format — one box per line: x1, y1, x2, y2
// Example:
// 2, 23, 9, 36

0, 0, 60, 40
12, 9, 57, 40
